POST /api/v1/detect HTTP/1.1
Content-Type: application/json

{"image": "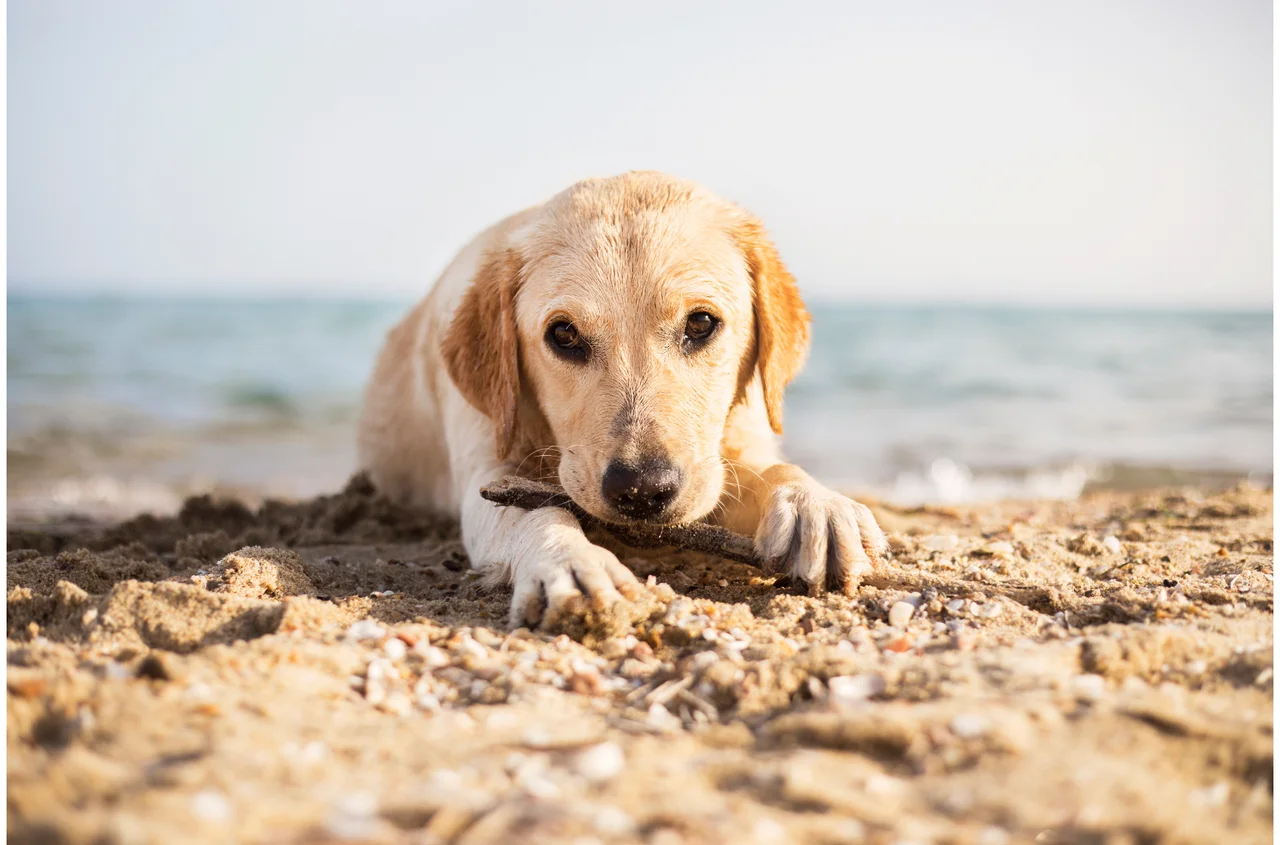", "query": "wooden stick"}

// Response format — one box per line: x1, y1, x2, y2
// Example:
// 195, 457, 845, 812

479, 476, 762, 567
